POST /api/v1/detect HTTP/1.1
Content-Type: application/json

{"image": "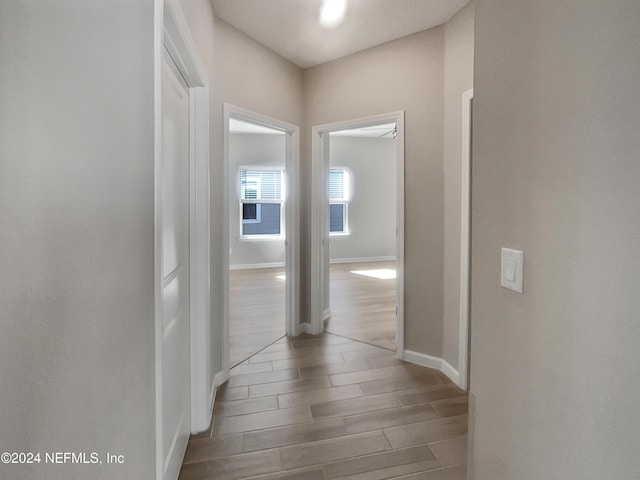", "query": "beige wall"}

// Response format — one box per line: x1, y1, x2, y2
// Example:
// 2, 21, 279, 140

0, 1, 156, 478
329, 136, 397, 262
211, 18, 304, 373
442, 2, 474, 370
470, 0, 640, 478
302, 27, 446, 355
229, 133, 286, 267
